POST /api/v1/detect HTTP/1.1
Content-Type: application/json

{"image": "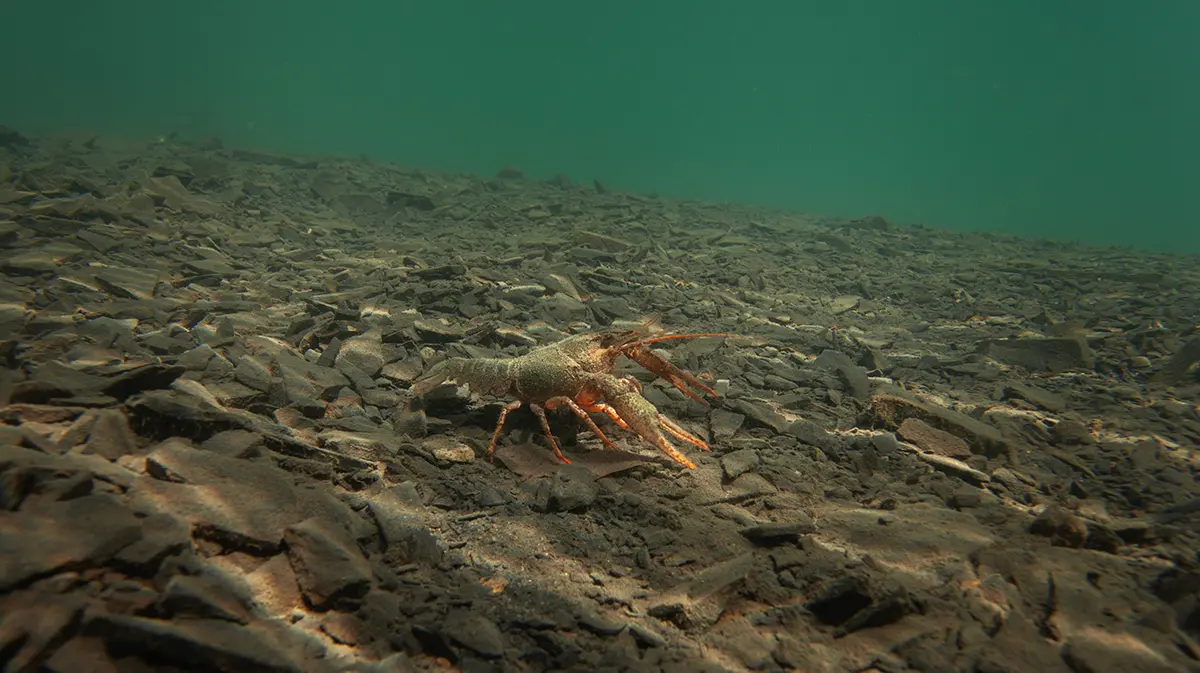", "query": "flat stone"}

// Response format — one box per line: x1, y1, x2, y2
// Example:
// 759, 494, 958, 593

1003, 382, 1067, 412
100, 363, 186, 401
82, 408, 138, 460
157, 573, 256, 624
728, 398, 789, 433
0, 591, 88, 672
813, 350, 871, 401
28, 361, 107, 398
710, 409, 745, 442
412, 319, 463, 343
128, 440, 366, 553
200, 429, 263, 459
1153, 335, 1200, 384
1, 244, 82, 273
177, 344, 216, 370
233, 354, 272, 392
830, 295, 860, 314
335, 331, 385, 377
75, 228, 120, 252
0, 494, 142, 592
364, 485, 442, 566
547, 464, 598, 513
980, 336, 1094, 372
897, 417, 972, 458
720, 448, 760, 480
916, 452, 991, 486
443, 609, 505, 659
125, 390, 377, 472
0, 304, 26, 339
93, 266, 161, 300
83, 613, 304, 673
739, 517, 815, 545
1061, 632, 1180, 673
422, 435, 475, 464
111, 511, 190, 575
538, 294, 591, 325
273, 350, 349, 401
143, 175, 219, 216
726, 472, 777, 499
379, 357, 424, 384
318, 430, 394, 462
0, 444, 136, 495
871, 390, 1009, 458
284, 516, 373, 611
243, 554, 304, 618
185, 258, 237, 275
